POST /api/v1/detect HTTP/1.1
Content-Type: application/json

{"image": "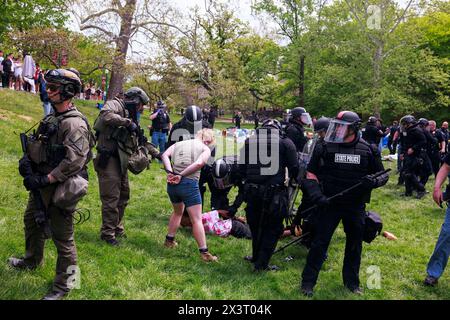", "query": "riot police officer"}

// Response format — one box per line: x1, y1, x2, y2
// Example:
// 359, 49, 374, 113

8, 69, 94, 300
428, 120, 446, 176
239, 119, 299, 271
362, 116, 385, 148
300, 111, 387, 297
293, 116, 330, 248
208, 155, 245, 216
285, 107, 312, 152
94, 87, 150, 245
399, 115, 427, 199
418, 118, 435, 188
167, 105, 211, 148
